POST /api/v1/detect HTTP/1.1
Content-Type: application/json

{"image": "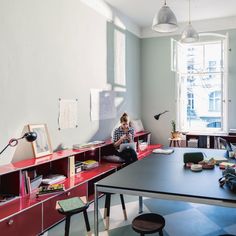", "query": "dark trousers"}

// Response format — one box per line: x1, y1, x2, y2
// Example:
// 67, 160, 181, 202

115, 148, 138, 164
